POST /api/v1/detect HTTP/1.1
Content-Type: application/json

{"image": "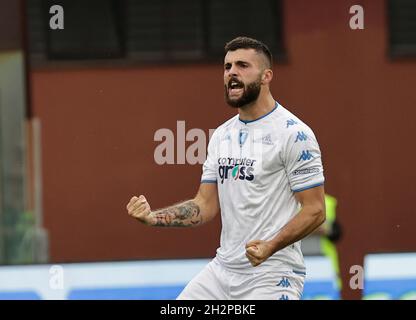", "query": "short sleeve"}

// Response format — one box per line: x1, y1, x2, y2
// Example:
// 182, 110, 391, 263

201, 130, 219, 184
283, 126, 325, 192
